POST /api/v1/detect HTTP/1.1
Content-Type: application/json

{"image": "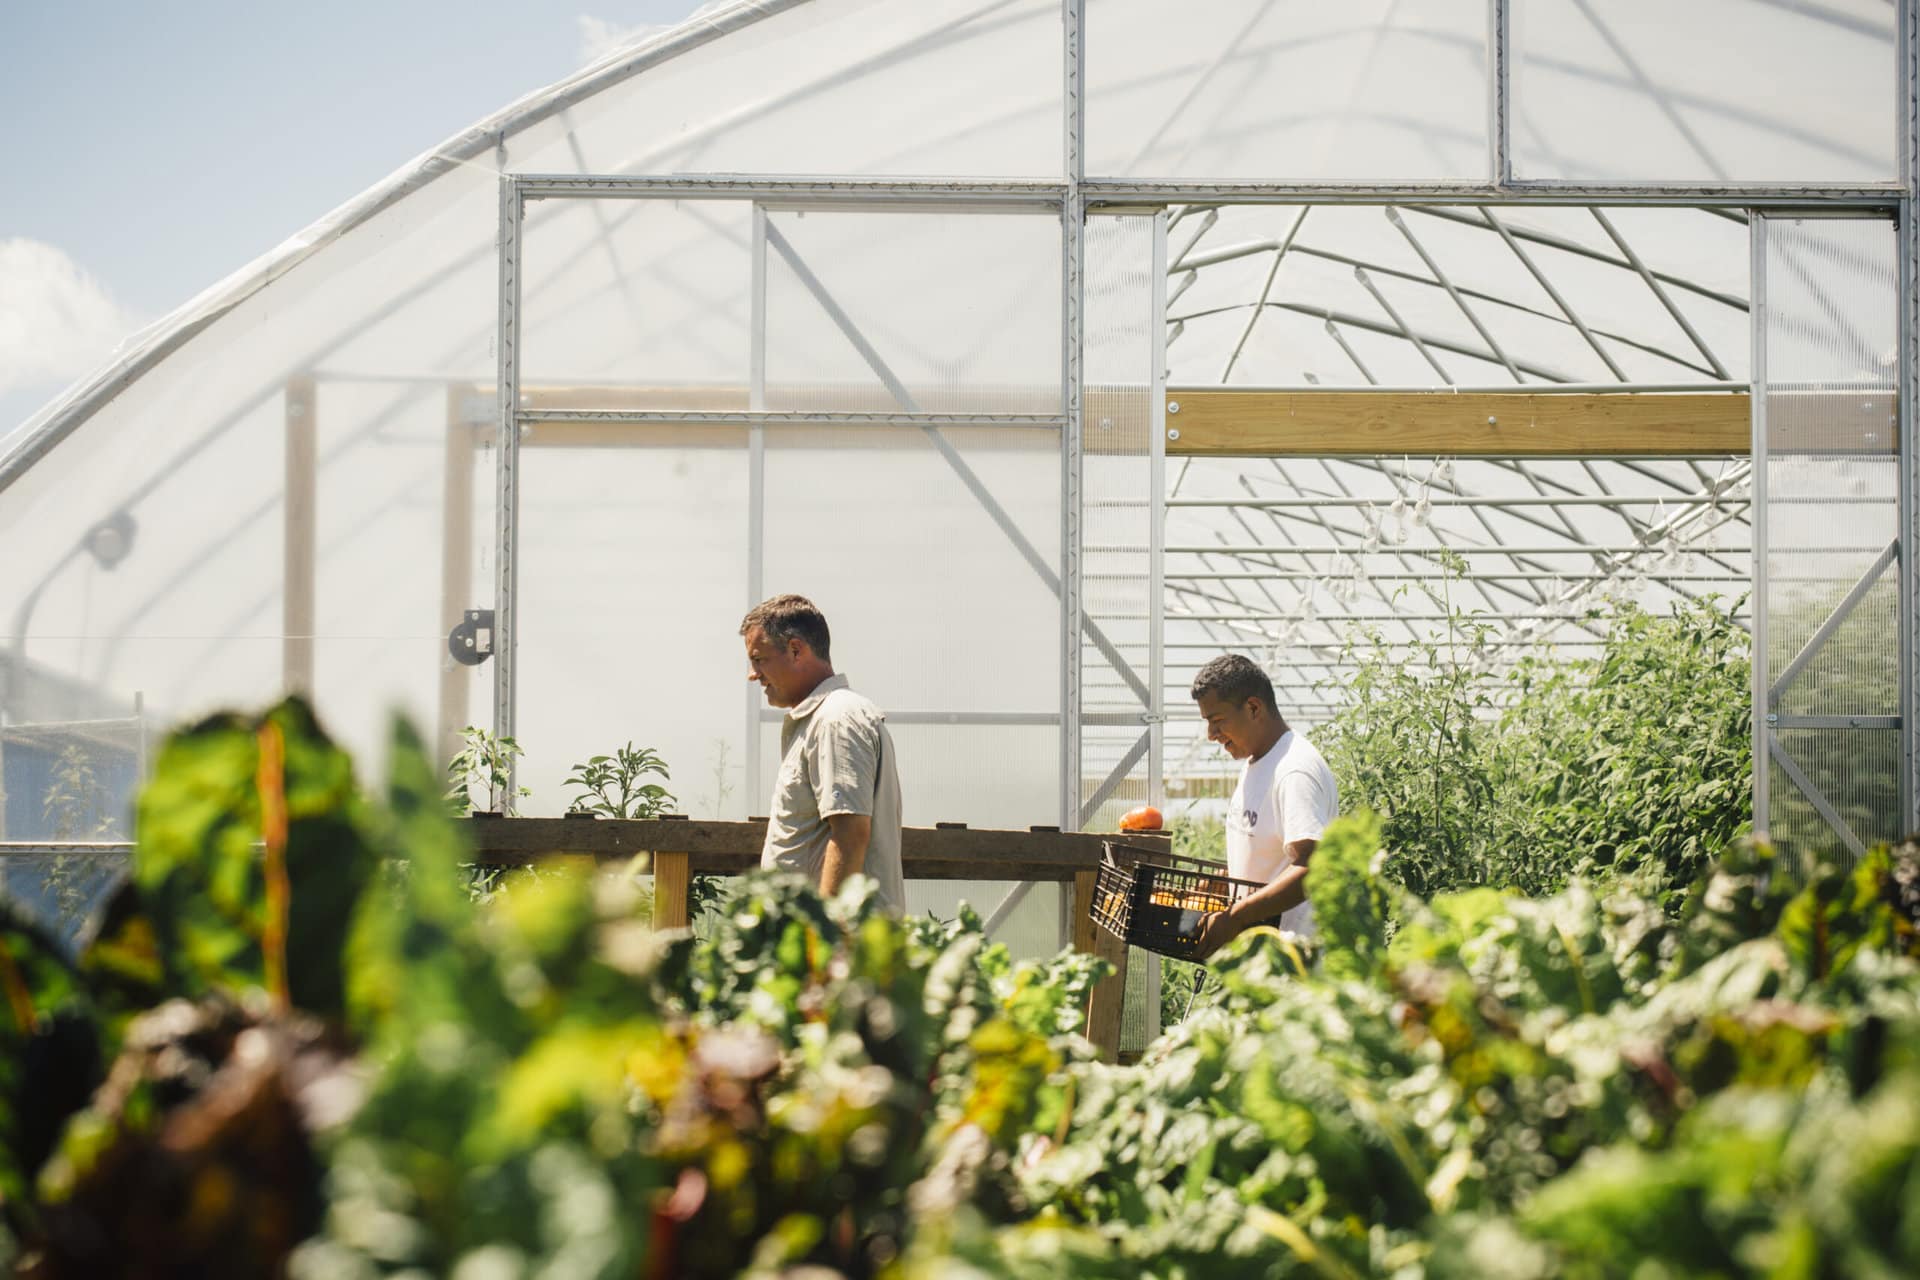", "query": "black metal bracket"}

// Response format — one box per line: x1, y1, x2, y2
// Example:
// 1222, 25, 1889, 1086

449, 609, 495, 667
